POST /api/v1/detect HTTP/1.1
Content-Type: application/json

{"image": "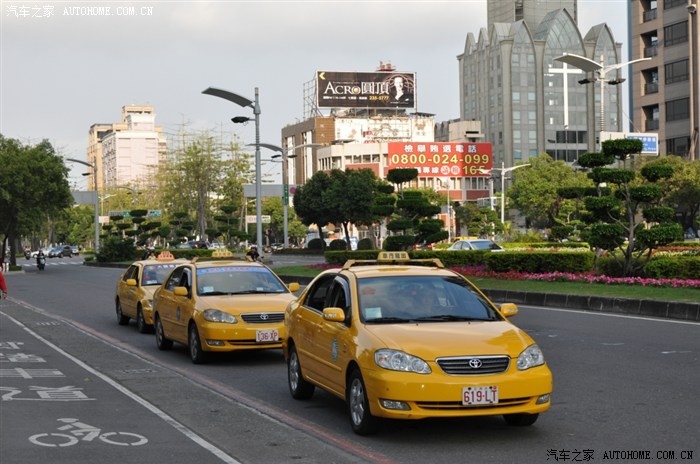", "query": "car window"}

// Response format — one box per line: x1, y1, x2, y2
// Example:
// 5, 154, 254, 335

122, 265, 138, 282
165, 267, 184, 291
303, 274, 337, 311
195, 266, 288, 295
358, 275, 502, 323
142, 263, 178, 286
327, 277, 352, 325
